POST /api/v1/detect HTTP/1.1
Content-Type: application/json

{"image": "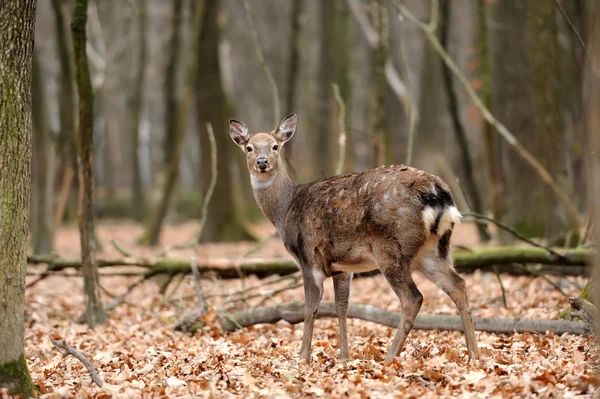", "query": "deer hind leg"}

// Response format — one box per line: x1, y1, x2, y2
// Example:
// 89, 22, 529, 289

374, 243, 423, 364
333, 272, 353, 360
299, 267, 324, 362
418, 235, 480, 364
